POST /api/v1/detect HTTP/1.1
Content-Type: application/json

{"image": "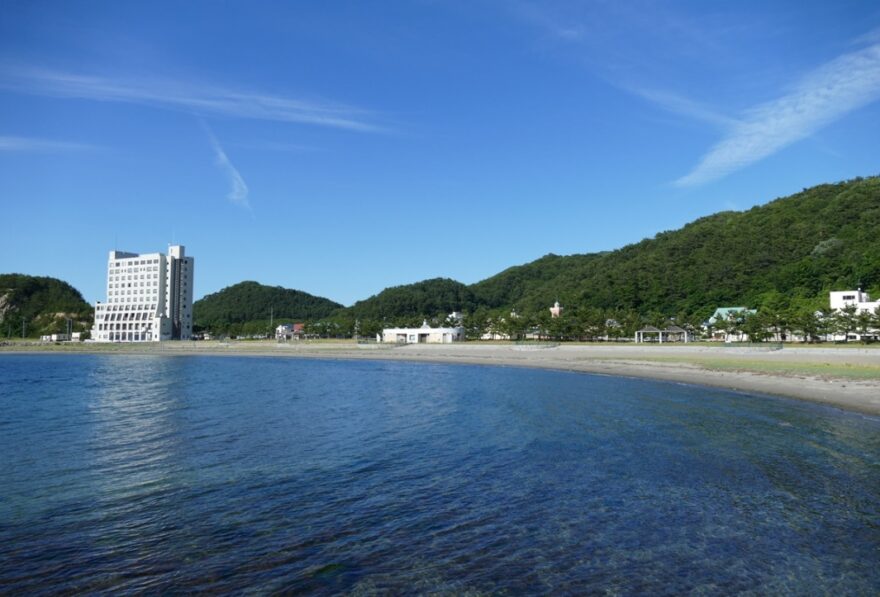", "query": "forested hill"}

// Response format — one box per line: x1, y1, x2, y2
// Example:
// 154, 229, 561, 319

345, 278, 479, 322
0, 274, 93, 337
469, 176, 880, 318
341, 176, 880, 322
193, 281, 342, 333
